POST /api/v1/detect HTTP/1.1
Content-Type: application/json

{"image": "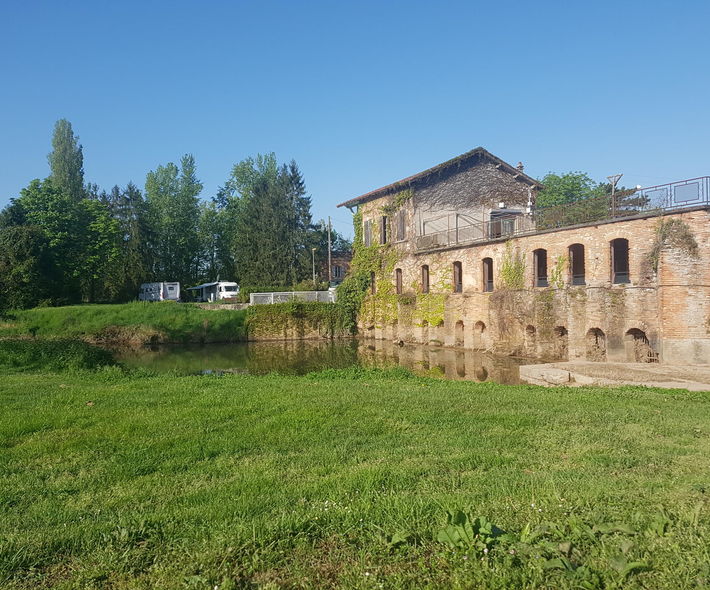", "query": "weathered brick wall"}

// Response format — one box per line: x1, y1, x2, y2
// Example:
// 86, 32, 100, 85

357, 206, 710, 365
